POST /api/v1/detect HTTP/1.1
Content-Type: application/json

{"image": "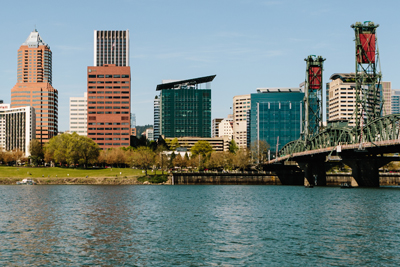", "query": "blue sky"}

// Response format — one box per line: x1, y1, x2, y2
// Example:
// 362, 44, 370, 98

1, 0, 399, 131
